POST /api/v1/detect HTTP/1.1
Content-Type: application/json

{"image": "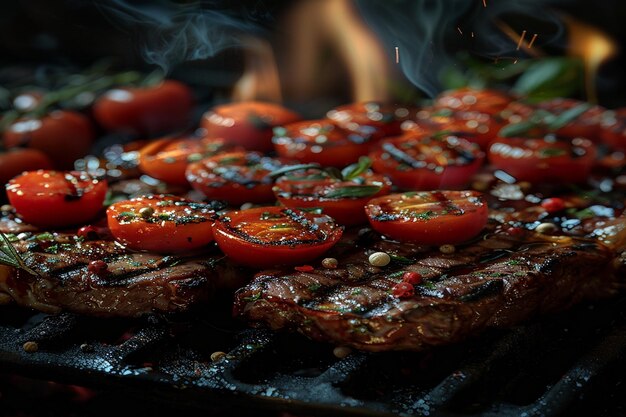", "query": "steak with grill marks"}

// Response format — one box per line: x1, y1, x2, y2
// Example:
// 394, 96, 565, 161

234, 215, 626, 352
0, 230, 243, 317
